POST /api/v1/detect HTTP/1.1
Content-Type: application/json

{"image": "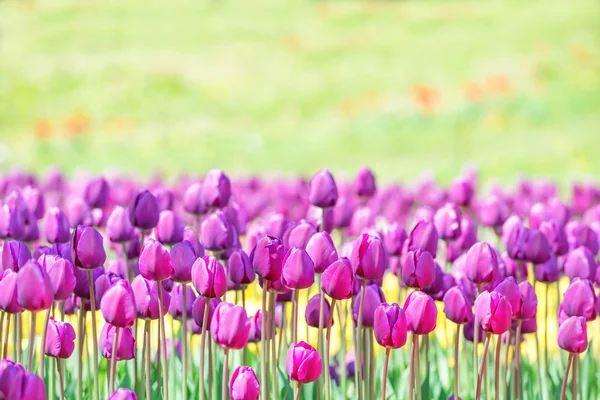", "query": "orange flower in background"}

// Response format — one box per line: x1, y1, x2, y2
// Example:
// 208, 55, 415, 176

411, 84, 440, 113
64, 112, 89, 136
34, 120, 53, 140
485, 74, 512, 95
